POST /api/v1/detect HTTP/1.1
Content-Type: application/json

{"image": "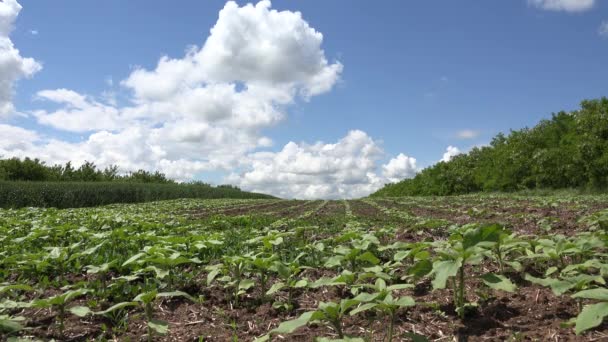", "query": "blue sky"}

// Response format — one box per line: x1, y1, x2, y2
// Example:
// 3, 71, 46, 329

1, 0, 607, 198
